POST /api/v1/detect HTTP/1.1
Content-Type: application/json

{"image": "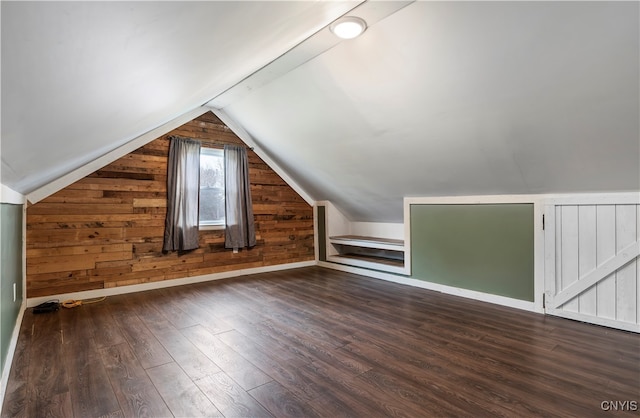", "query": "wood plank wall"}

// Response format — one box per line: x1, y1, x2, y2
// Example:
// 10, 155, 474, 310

26, 112, 314, 298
